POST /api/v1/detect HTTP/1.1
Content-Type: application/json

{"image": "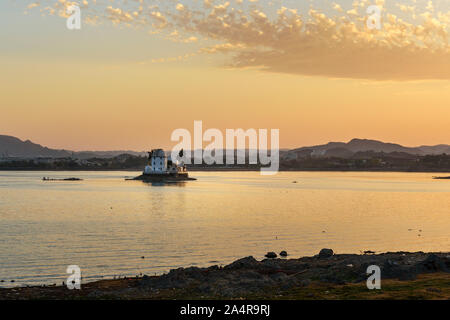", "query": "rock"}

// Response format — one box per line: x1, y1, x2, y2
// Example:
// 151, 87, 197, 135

279, 251, 288, 257
262, 259, 281, 270
122, 252, 450, 299
300, 279, 311, 287
182, 267, 205, 280
224, 256, 259, 270
269, 272, 288, 282
198, 283, 213, 294
382, 260, 417, 280
239, 270, 264, 280
207, 265, 220, 271
415, 254, 449, 273
318, 248, 334, 259
265, 252, 277, 259
87, 290, 104, 298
